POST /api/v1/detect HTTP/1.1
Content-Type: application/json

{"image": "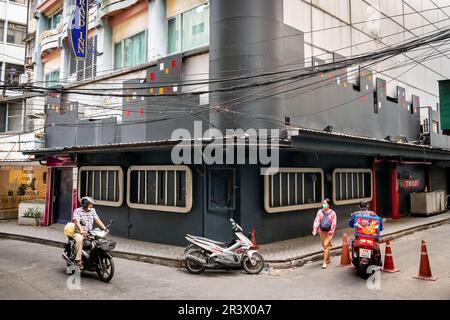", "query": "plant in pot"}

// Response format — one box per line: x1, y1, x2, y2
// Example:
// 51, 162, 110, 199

19, 207, 43, 226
